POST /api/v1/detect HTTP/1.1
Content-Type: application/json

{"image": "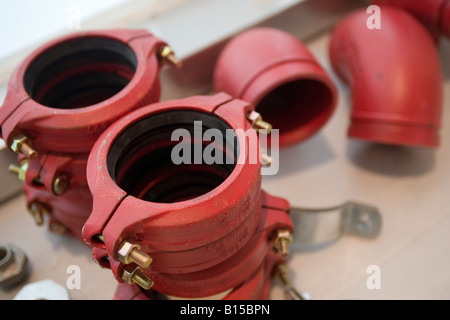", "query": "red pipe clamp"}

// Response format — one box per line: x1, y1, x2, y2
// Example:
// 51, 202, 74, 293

82, 93, 294, 299
0, 29, 172, 239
